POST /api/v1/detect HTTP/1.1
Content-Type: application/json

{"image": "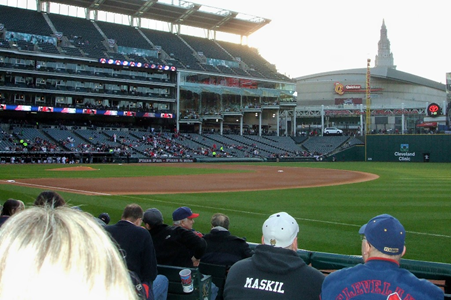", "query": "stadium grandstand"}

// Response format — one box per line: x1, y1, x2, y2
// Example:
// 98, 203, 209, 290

0, 0, 335, 163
